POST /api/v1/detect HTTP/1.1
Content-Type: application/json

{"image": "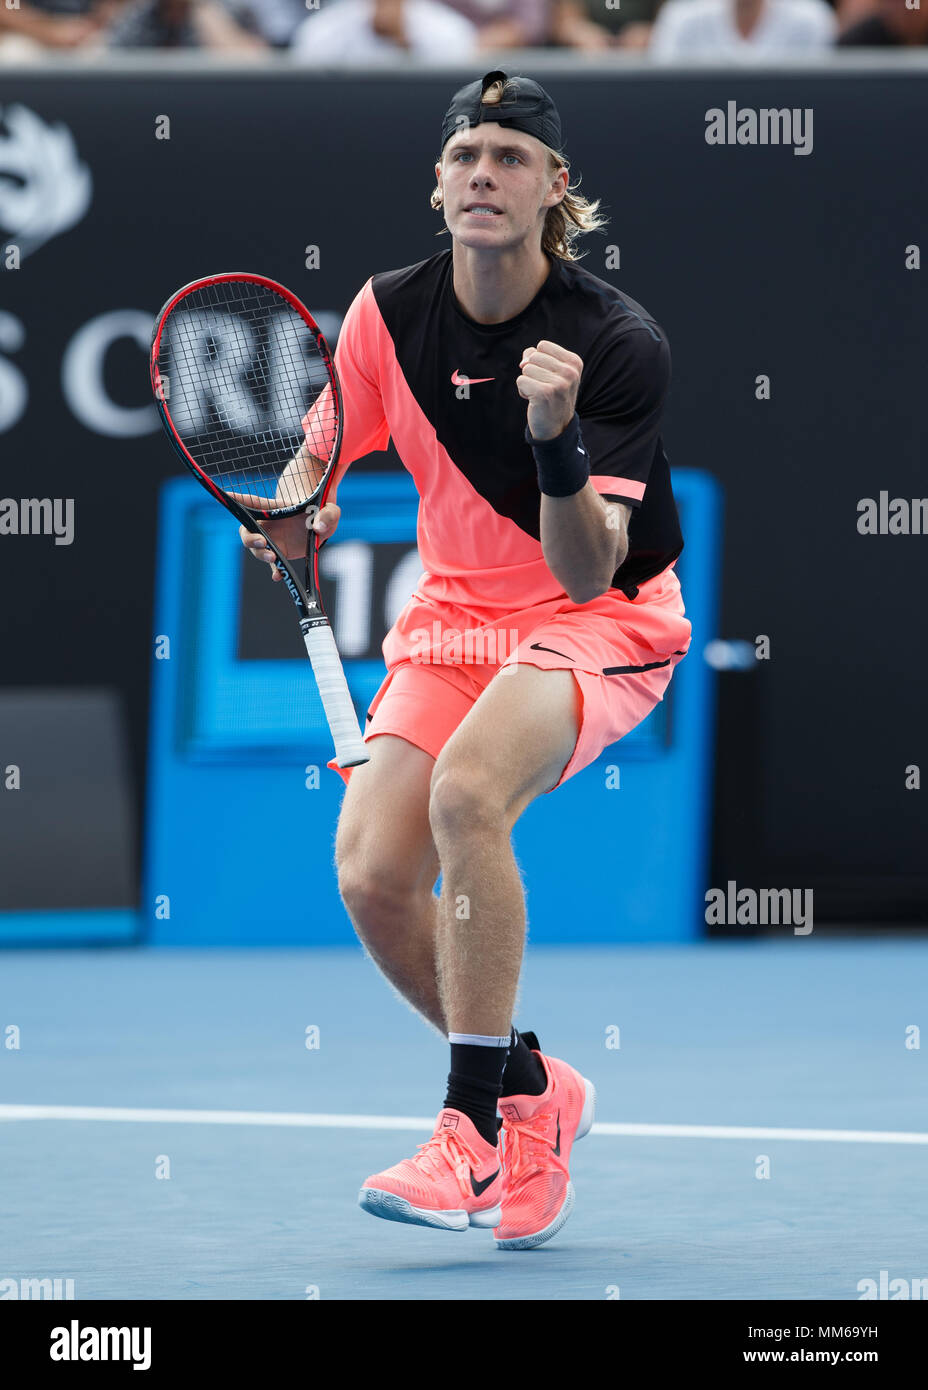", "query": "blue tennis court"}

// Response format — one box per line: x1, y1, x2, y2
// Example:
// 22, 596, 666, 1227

3, 936, 924, 1300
